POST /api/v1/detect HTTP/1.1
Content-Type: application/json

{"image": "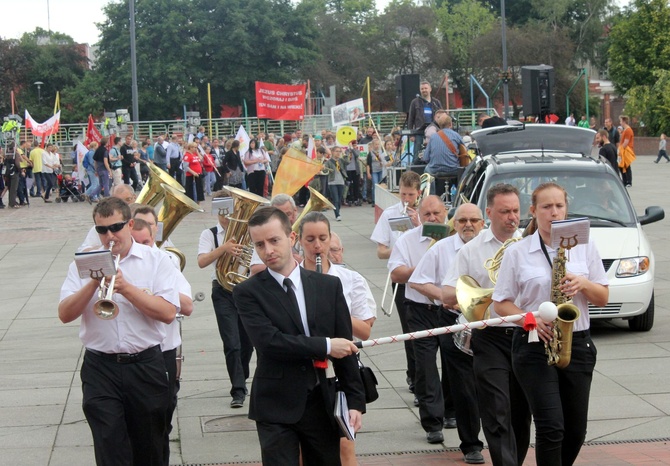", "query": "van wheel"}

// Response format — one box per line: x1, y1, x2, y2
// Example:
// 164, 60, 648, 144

629, 292, 654, 331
